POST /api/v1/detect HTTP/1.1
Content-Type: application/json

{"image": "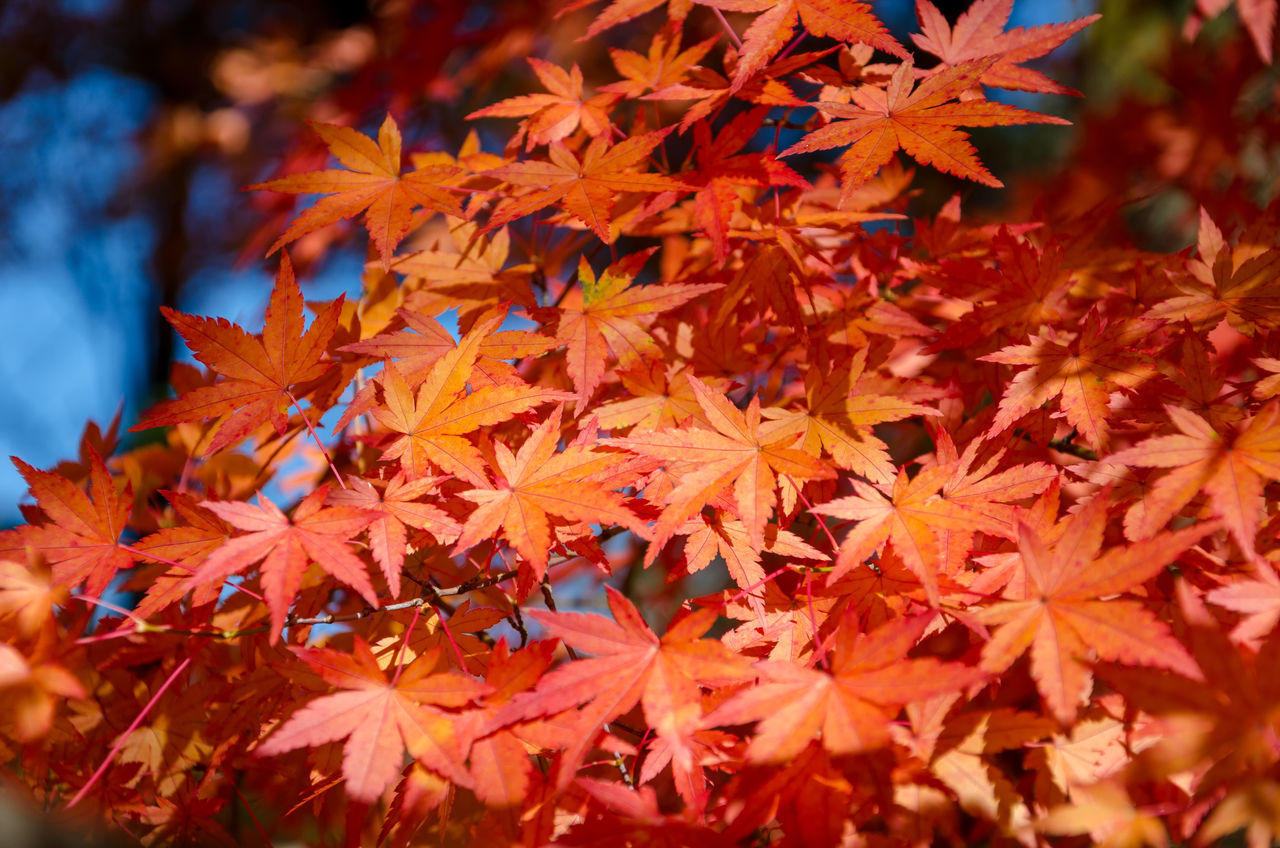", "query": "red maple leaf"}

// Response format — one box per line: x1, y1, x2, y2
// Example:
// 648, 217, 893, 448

482, 130, 691, 243
468, 58, 618, 150
257, 639, 486, 803
188, 486, 379, 639
491, 586, 752, 784
980, 311, 1159, 452
541, 250, 721, 404
705, 613, 981, 761
452, 407, 649, 578
326, 474, 460, 598
698, 0, 907, 91
5, 447, 132, 597
607, 376, 834, 557
781, 58, 1068, 192
131, 254, 344, 456
910, 0, 1099, 95
977, 497, 1216, 723
1108, 402, 1280, 555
